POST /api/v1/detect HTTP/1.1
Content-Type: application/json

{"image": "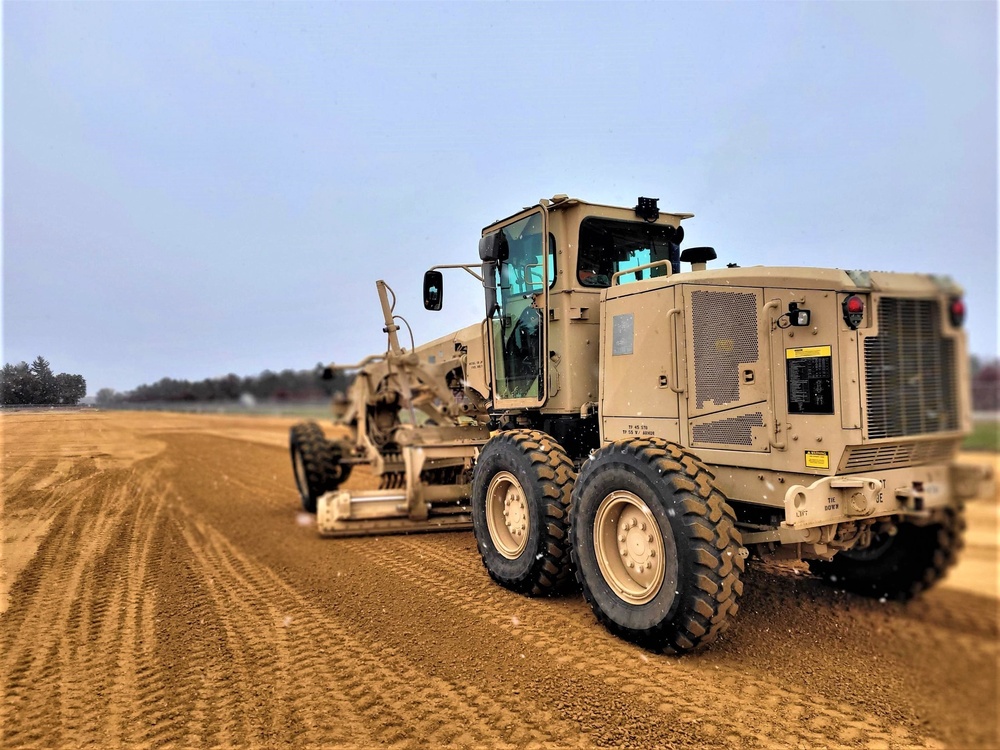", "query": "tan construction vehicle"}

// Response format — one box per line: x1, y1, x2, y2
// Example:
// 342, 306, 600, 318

290, 194, 989, 652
